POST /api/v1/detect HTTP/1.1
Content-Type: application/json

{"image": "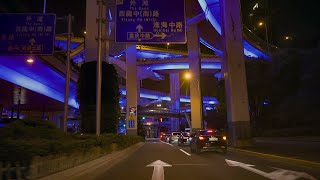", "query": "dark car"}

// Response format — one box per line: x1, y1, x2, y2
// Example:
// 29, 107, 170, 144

190, 129, 227, 153
160, 133, 167, 141
178, 132, 192, 146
